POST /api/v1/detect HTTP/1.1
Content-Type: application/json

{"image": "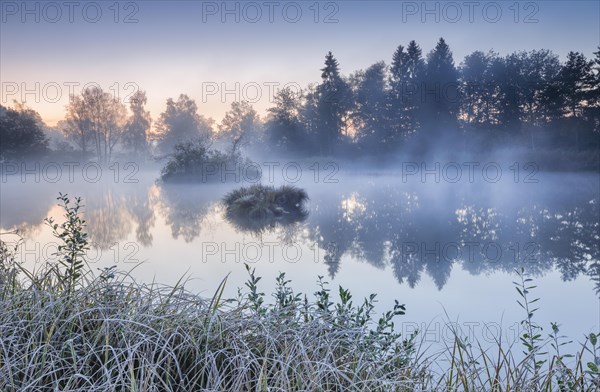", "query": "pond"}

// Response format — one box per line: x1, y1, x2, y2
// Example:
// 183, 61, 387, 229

1, 164, 598, 350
